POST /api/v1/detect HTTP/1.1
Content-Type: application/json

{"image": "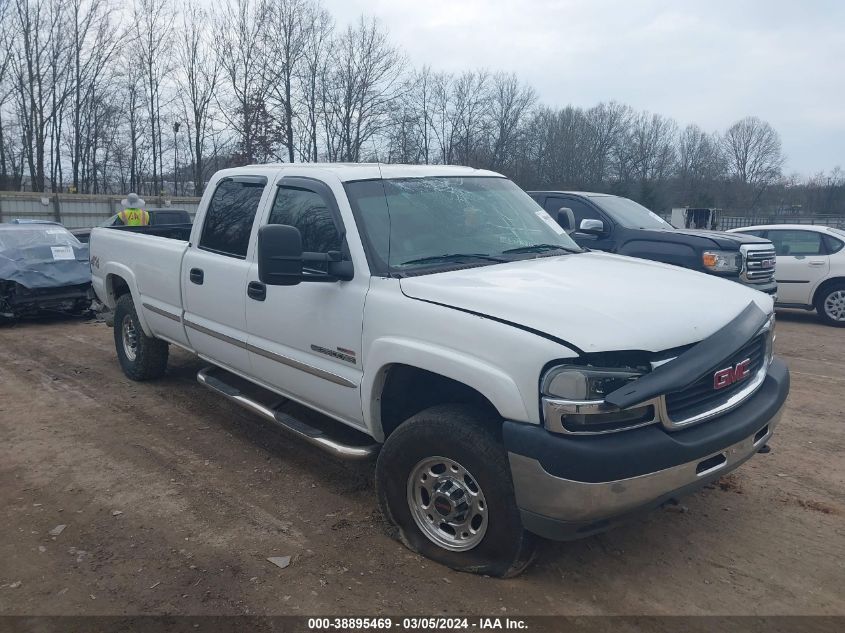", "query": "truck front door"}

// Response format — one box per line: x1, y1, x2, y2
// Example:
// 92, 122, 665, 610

245, 178, 367, 428
182, 175, 269, 375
